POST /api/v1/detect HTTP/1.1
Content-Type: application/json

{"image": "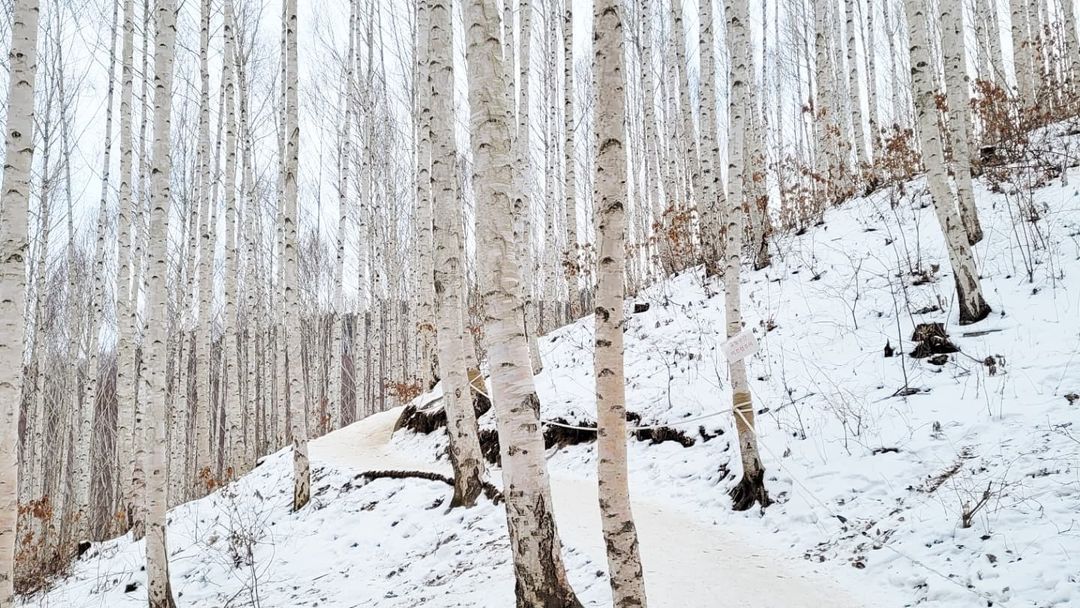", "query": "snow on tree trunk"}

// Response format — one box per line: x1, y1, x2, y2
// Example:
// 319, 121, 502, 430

283, 0, 310, 512
143, 0, 179, 603
465, 1, 584, 604
0, 0, 42, 602
725, 0, 771, 512
428, 0, 486, 508
904, 0, 992, 326
940, 0, 983, 244
593, 0, 649, 604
